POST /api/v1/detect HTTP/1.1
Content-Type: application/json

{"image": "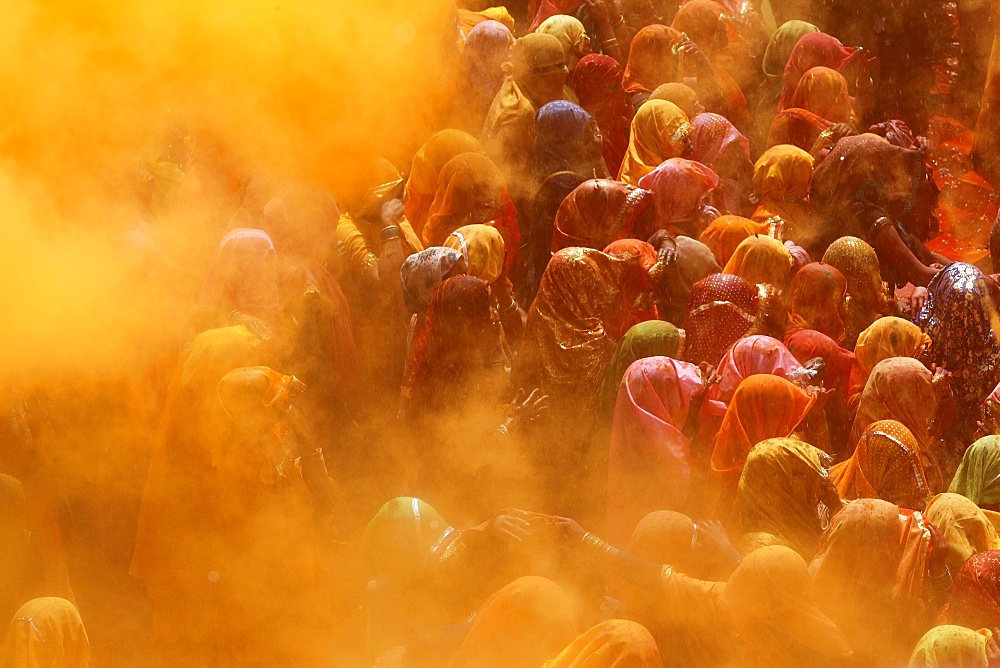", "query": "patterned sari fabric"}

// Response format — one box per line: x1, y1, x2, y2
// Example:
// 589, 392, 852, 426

636, 158, 720, 238
829, 420, 931, 511
750, 144, 814, 241
784, 262, 848, 343
685, 113, 752, 213
607, 356, 704, 546
405, 130, 484, 236
544, 620, 662, 668
400, 248, 466, 315
779, 32, 857, 110
925, 493, 1000, 574
822, 236, 893, 349
849, 357, 938, 456
571, 54, 633, 175
915, 262, 1000, 445
597, 321, 685, 417
551, 179, 651, 252
788, 66, 854, 125
809, 499, 934, 666
442, 224, 504, 285
942, 551, 1000, 631
705, 335, 804, 411
909, 625, 993, 668
622, 25, 682, 97
682, 273, 760, 366
847, 316, 930, 408
723, 234, 795, 293
618, 101, 692, 186
697, 215, 770, 266
767, 107, 835, 153
732, 438, 830, 558
950, 436, 1000, 507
